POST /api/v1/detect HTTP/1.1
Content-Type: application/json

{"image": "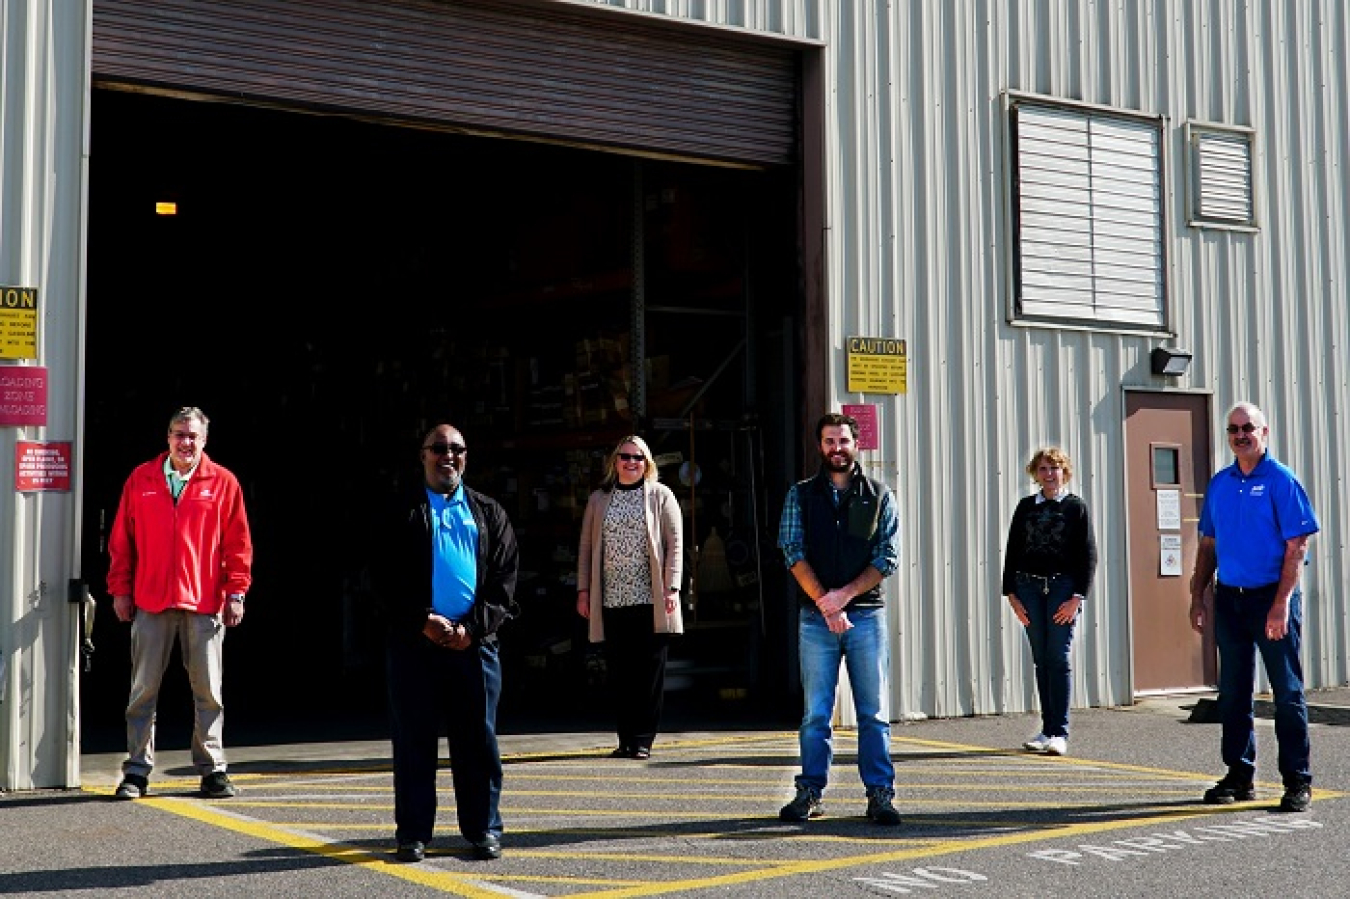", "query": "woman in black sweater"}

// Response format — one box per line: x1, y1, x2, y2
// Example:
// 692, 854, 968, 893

1001, 446, 1097, 757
